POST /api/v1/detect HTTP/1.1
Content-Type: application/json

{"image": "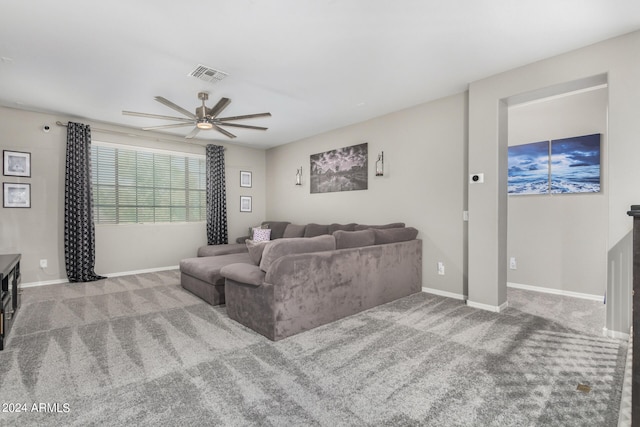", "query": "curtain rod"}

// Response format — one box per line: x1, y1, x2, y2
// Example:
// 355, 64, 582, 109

55, 121, 213, 147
